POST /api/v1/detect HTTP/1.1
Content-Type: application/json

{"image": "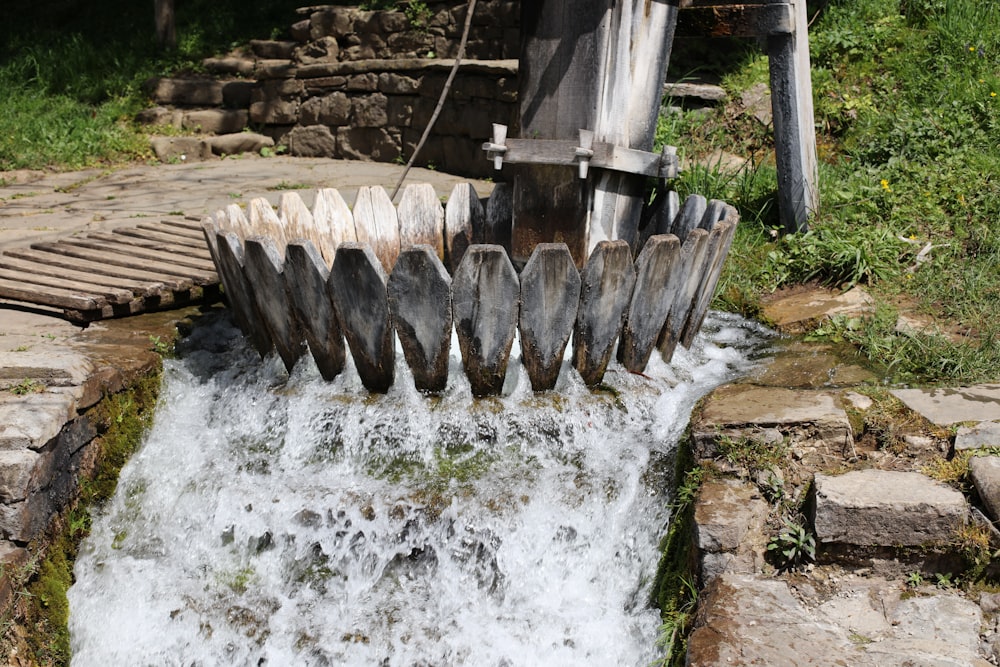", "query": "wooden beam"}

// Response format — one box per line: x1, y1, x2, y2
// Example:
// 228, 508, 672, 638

675, 3, 793, 38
